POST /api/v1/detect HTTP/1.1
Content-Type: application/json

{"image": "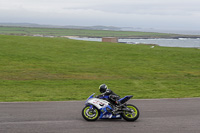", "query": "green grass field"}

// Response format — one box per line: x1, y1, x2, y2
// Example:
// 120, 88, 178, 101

0, 35, 200, 102
1, 26, 199, 38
